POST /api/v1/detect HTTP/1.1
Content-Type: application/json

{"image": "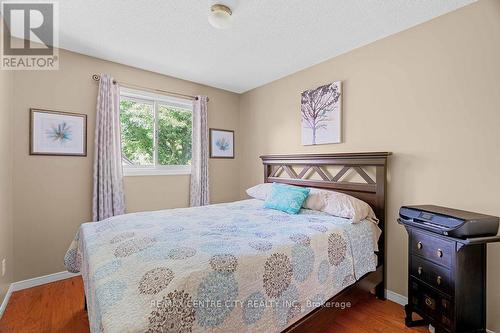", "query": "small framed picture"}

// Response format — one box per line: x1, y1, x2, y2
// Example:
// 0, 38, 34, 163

30, 108, 87, 156
209, 128, 234, 159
